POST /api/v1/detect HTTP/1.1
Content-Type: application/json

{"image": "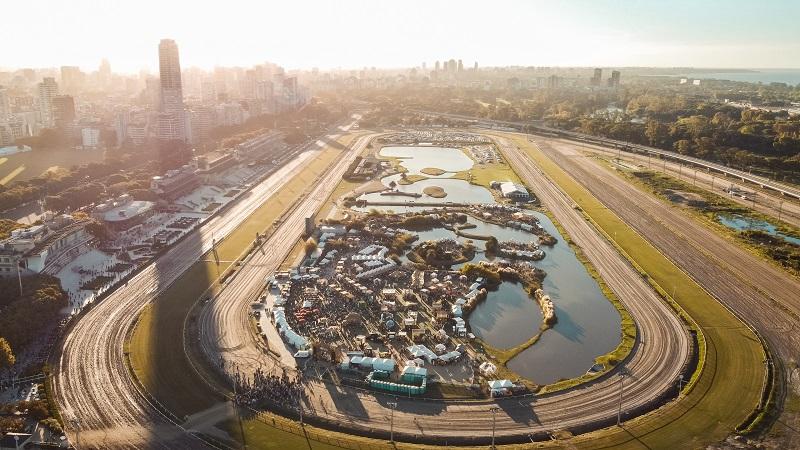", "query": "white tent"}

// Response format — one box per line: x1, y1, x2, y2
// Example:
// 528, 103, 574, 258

373, 358, 396, 372
488, 379, 515, 389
